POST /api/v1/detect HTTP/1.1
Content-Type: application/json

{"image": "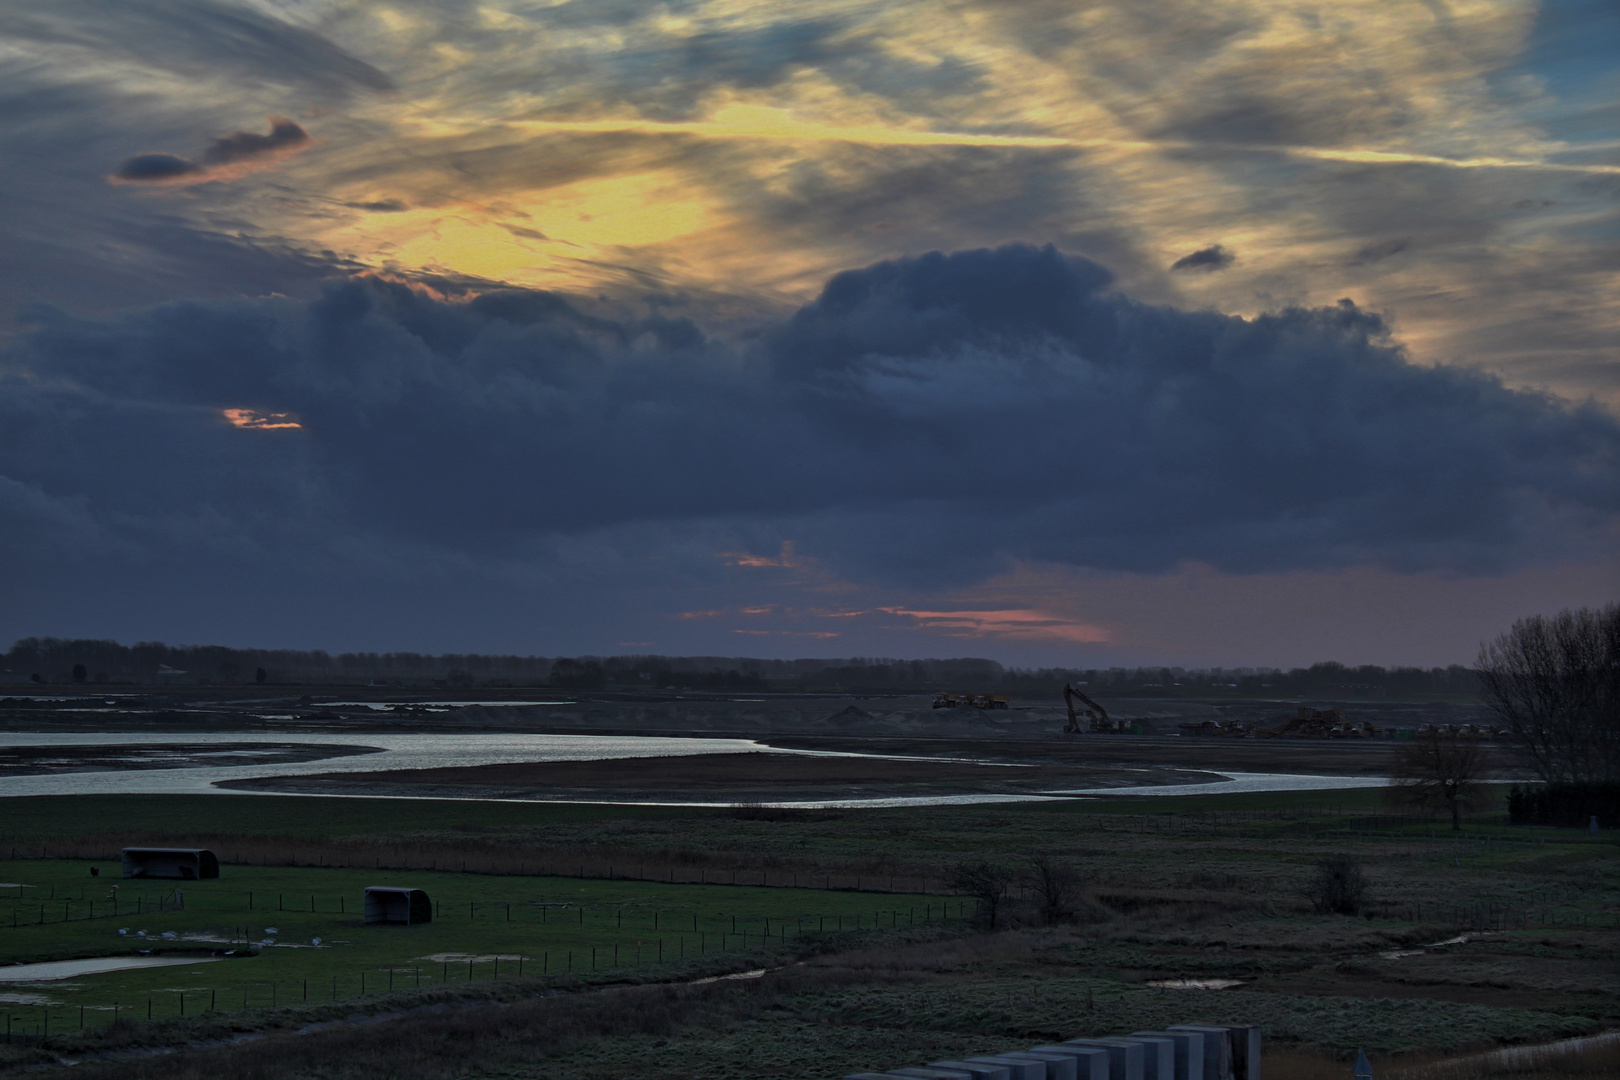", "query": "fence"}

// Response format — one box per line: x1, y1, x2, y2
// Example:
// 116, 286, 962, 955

0, 899, 971, 1046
